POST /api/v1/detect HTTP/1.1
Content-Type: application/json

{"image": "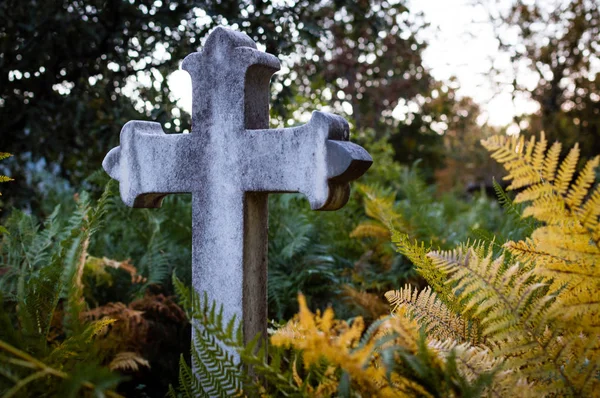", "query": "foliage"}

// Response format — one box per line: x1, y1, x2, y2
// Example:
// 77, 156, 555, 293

170, 275, 314, 397
346, 162, 523, 321
169, 277, 496, 397
0, 153, 12, 194
385, 132, 600, 396
265, 133, 411, 320
93, 291, 191, 395
0, 180, 192, 396
271, 293, 498, 397
485, 0, 600, 158
0, 0, 458, 213
89, 172, 193, 295
268, 194, 339, 320
0, 183, 125, 396
0, 152, 11, 235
